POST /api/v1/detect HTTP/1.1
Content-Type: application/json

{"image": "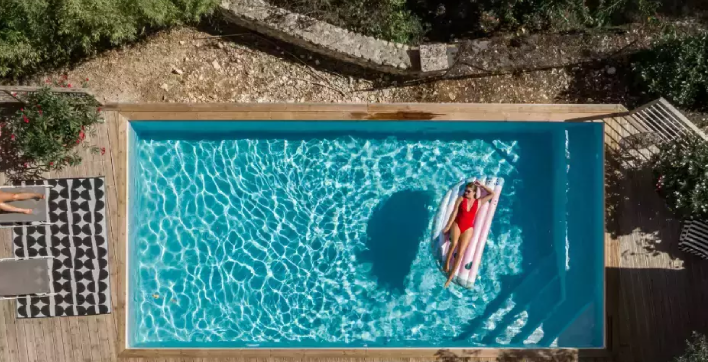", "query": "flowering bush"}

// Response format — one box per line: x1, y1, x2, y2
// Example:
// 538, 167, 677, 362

674, 332, 708, 362
652, 135, 708, 219
1, 85, 103, 174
